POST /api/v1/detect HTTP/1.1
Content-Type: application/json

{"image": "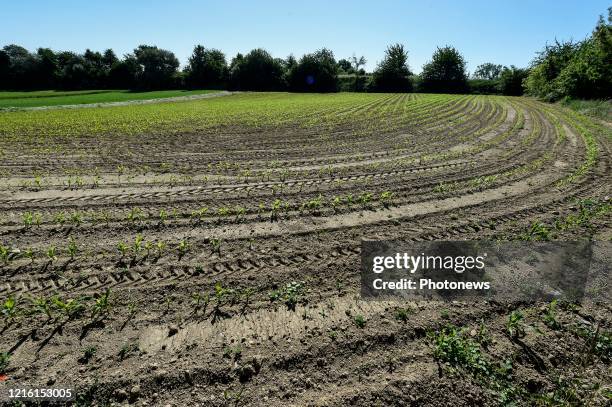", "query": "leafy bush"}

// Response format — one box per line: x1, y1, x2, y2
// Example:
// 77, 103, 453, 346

468, 79, 500, 95
525, 9, 611, 101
